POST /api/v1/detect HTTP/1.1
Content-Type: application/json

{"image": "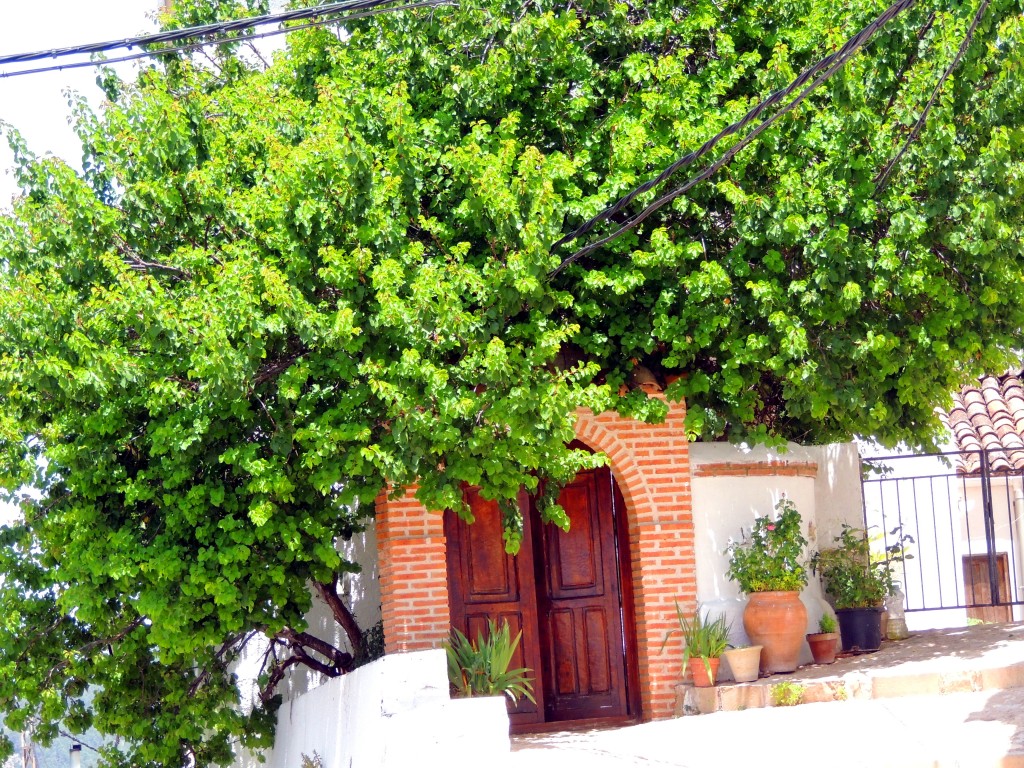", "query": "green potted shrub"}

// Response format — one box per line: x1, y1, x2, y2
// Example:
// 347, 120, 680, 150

445, 619, 536, 705
805, 613, 839, 664
811, 525, 912, 652
663, 602, 731, 687
725, 497, 809, 674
